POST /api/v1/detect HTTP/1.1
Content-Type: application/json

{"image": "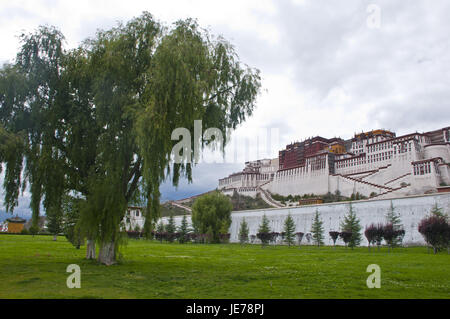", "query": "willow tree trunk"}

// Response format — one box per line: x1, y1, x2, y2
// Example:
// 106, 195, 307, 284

86, 239, 96, 260
98, 241, 116, 266
53, 235, 57, 241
